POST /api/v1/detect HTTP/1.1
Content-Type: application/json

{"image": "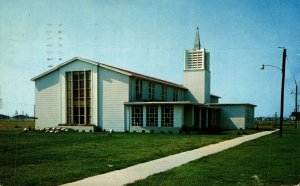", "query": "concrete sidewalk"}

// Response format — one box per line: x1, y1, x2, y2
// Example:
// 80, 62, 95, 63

63, 130, 278, 186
